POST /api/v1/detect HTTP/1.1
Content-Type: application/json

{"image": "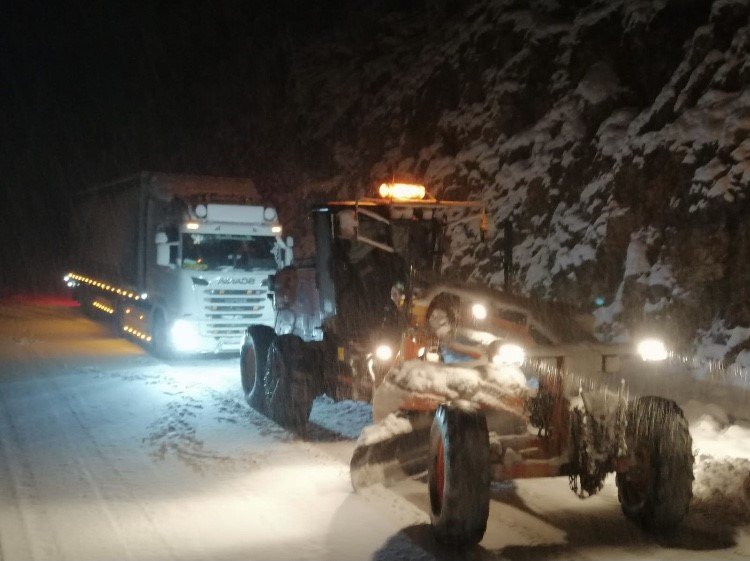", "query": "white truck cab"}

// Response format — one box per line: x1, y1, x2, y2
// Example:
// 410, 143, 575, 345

66, 173, 292, 356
